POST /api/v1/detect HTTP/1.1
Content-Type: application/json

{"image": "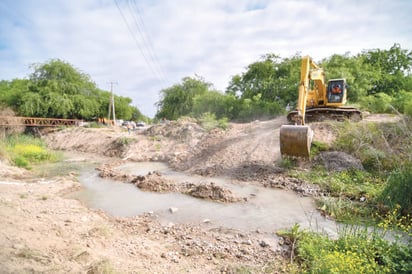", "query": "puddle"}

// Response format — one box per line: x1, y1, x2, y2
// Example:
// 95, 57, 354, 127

69, 161, 338, 235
